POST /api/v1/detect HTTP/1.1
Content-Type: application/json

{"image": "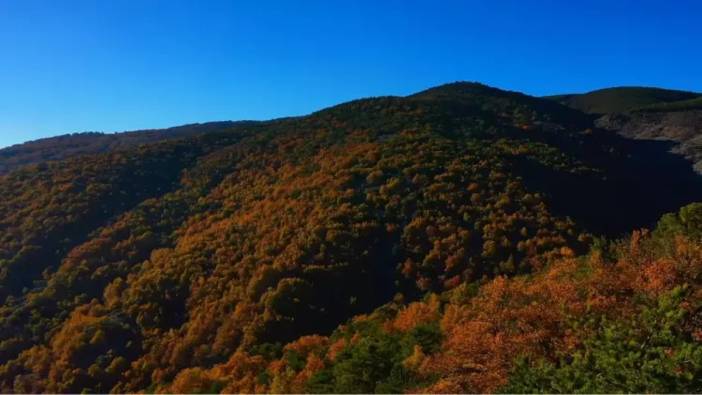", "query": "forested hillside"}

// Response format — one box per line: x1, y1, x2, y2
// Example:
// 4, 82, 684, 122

0, 121, 255, 175
1, 82, 702, 393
